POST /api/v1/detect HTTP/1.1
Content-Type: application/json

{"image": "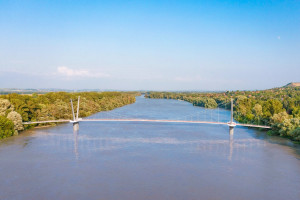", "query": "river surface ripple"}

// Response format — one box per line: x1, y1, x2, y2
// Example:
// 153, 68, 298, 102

0, 96, 300, 200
